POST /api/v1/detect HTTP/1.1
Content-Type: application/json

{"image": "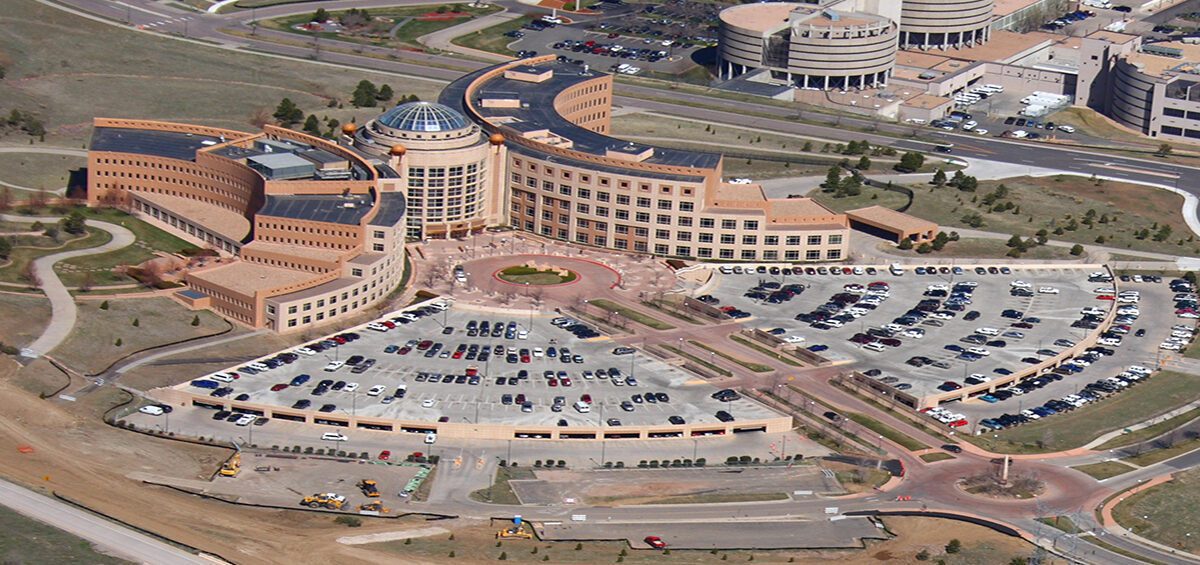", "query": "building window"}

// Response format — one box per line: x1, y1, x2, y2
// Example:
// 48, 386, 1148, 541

719, 249, 734, 259
677, 217, 692, 227
787, 236, 802, 246
1165, 107, 1186, 118
807, 235, 822, 245
828, 234, 843, 245
743, 220, 758, 230
699, 233, 713, 243
700, 218, 714, 228
785, 250, 799, 260
1163, 126, 1184, 136
656, 214, 671, 225
765, 235, 779, 245
763, 250, 778, 260
373, 230, 385, 239
679, 202, 694, 212
287, 305, 297, 314
720, 234, 735, 244
657, 200, 672, 210
742, 235, 757, 245
675, 246, 691, 257
676, 232, 691, 241
373, 243, 385, 252
635, 212, 650, 223
288, 319, 298, 327
352, 268, 363, 277
655, 229, 670, 239
806, 250, 820, 260
654, 244, 669, 255
698, 247, 712, 257
827, 249, 842, 260
721, 219, 736, 230
636, 197, 651, 208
